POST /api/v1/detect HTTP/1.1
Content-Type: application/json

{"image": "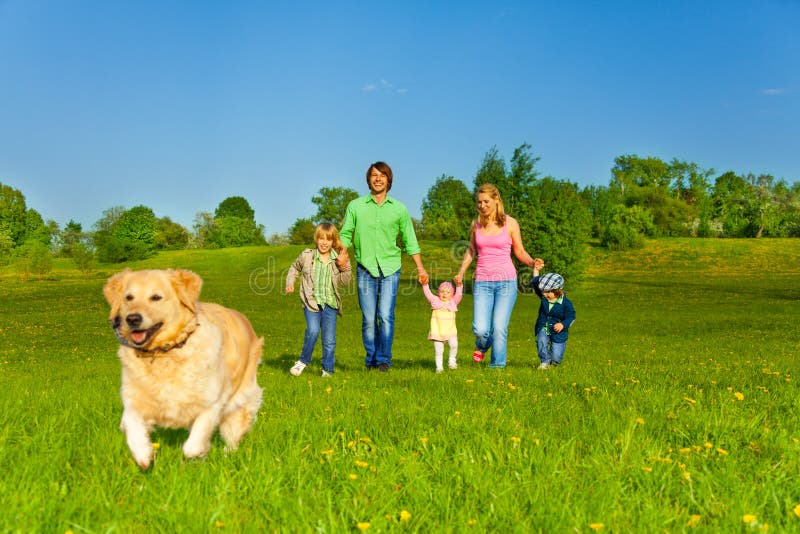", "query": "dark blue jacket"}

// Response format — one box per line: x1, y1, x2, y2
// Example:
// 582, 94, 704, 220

532, 275, 576, 343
